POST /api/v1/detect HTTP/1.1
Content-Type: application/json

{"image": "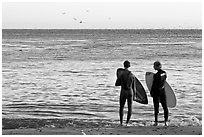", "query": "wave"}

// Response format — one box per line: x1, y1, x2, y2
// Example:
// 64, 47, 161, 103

2, 44, 18, 47
168, 116, 202, 126
127, 42, 196, 45
3, 103, 202, 127
51, 39, 87, 42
